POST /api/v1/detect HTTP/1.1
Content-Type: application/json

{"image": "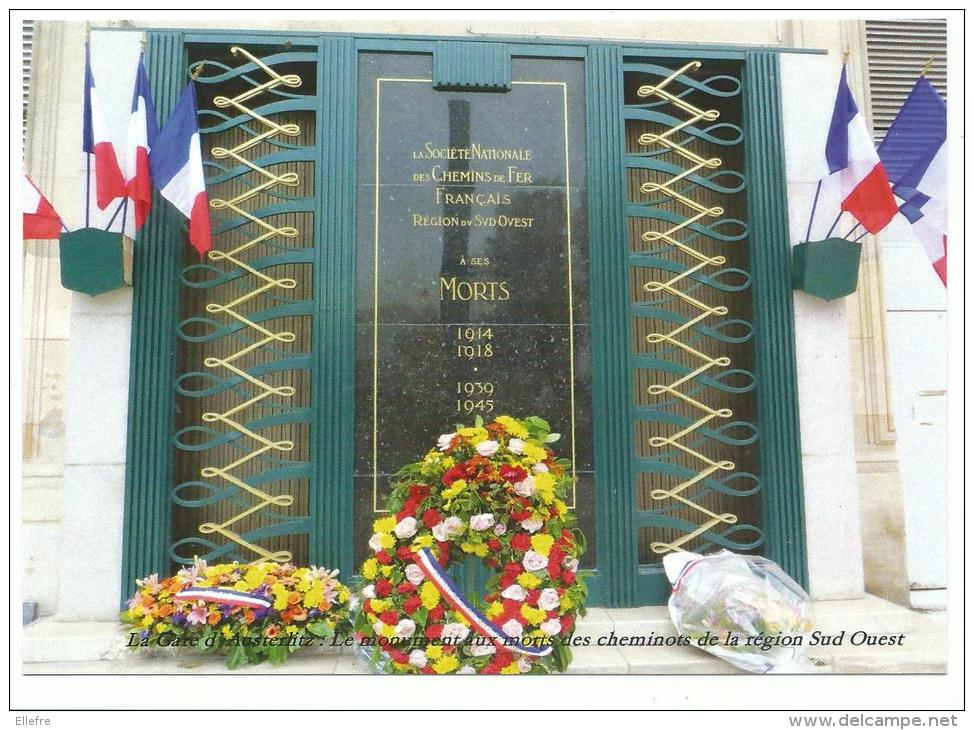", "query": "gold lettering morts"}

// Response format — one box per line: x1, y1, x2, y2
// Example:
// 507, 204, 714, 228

439, 277, 511, 302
